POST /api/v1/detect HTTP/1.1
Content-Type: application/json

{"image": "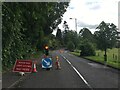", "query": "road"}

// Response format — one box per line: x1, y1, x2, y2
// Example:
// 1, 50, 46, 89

5, 50, 120, 89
